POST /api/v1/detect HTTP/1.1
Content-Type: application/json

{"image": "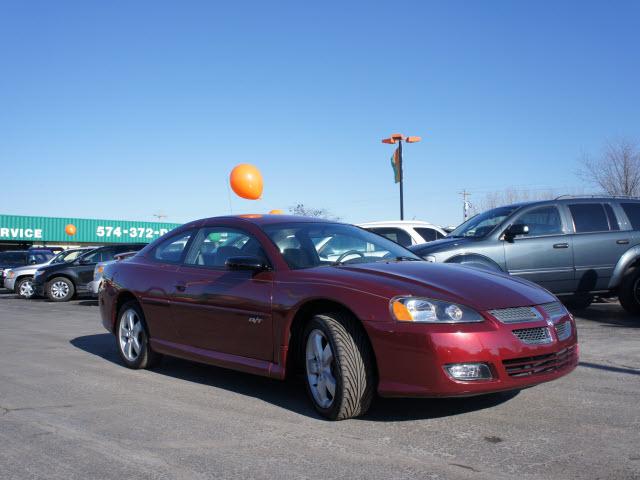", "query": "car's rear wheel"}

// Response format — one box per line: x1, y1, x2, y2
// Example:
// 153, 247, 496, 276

116, 301, 162, 369
303, 313, 375, 420
16, 276, 35, 299
46, 277, 75, 302
618, 267, 640, 314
